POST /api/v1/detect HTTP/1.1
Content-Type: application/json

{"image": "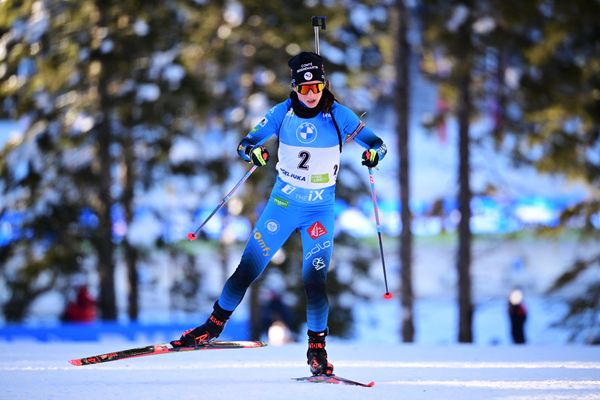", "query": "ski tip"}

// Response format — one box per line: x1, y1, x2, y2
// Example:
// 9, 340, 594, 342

68, 359, 82, 366
366, 381, 375, 387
